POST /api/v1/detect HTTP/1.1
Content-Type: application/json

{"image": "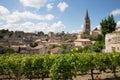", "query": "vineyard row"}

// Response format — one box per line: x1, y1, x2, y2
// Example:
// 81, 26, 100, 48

0, 53, 120, 80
